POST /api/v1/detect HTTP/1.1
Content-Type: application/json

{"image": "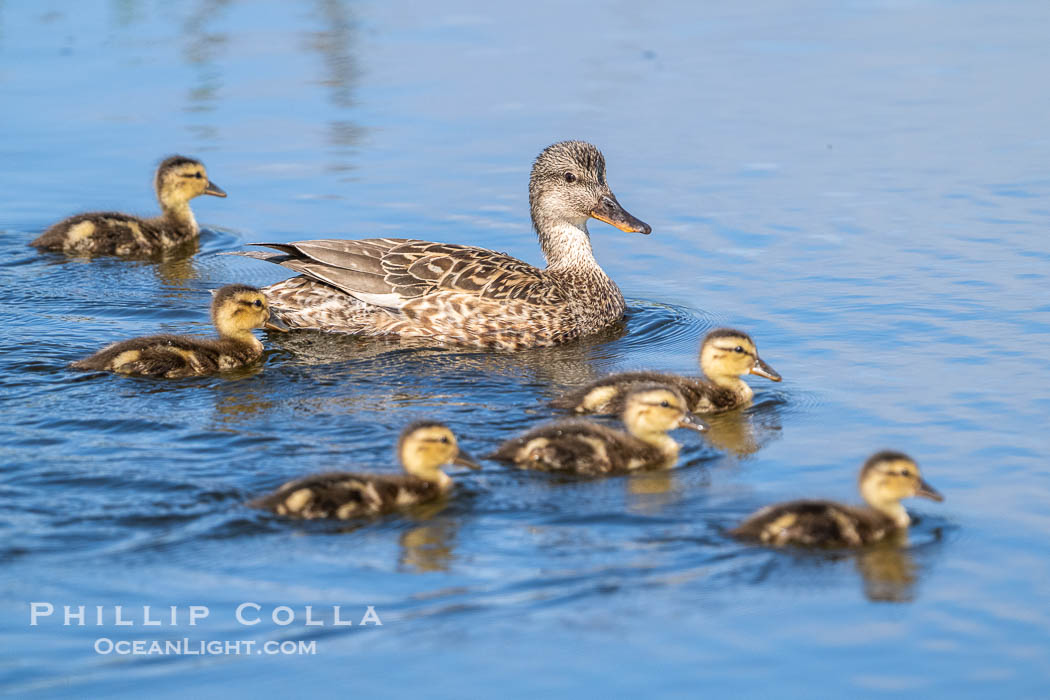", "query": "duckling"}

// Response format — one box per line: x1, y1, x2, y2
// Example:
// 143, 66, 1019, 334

234, 140, 651, 349
729, 451, 943, 547
71, 284, 286, 378
551, 328, 781, 415
31, 155, 226, 256
251, 422, 480, 519
490, 384, 708, 475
